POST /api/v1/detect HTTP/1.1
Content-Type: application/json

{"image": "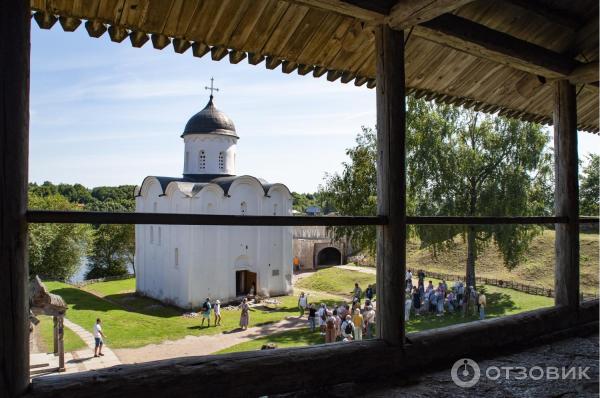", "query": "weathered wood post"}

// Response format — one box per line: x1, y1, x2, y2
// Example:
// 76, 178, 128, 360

553, 80, 579, 309
375, 25, 406, 345
58, 316, 65, 371
53, 316, 59, 354
0, 0, 31, 396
